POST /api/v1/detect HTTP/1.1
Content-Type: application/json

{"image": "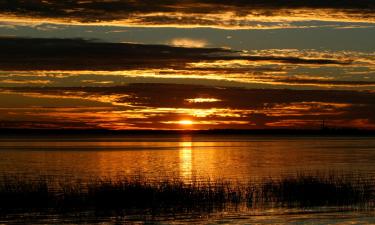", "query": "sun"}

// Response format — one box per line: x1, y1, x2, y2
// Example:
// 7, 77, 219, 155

178, 120, 193, 125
